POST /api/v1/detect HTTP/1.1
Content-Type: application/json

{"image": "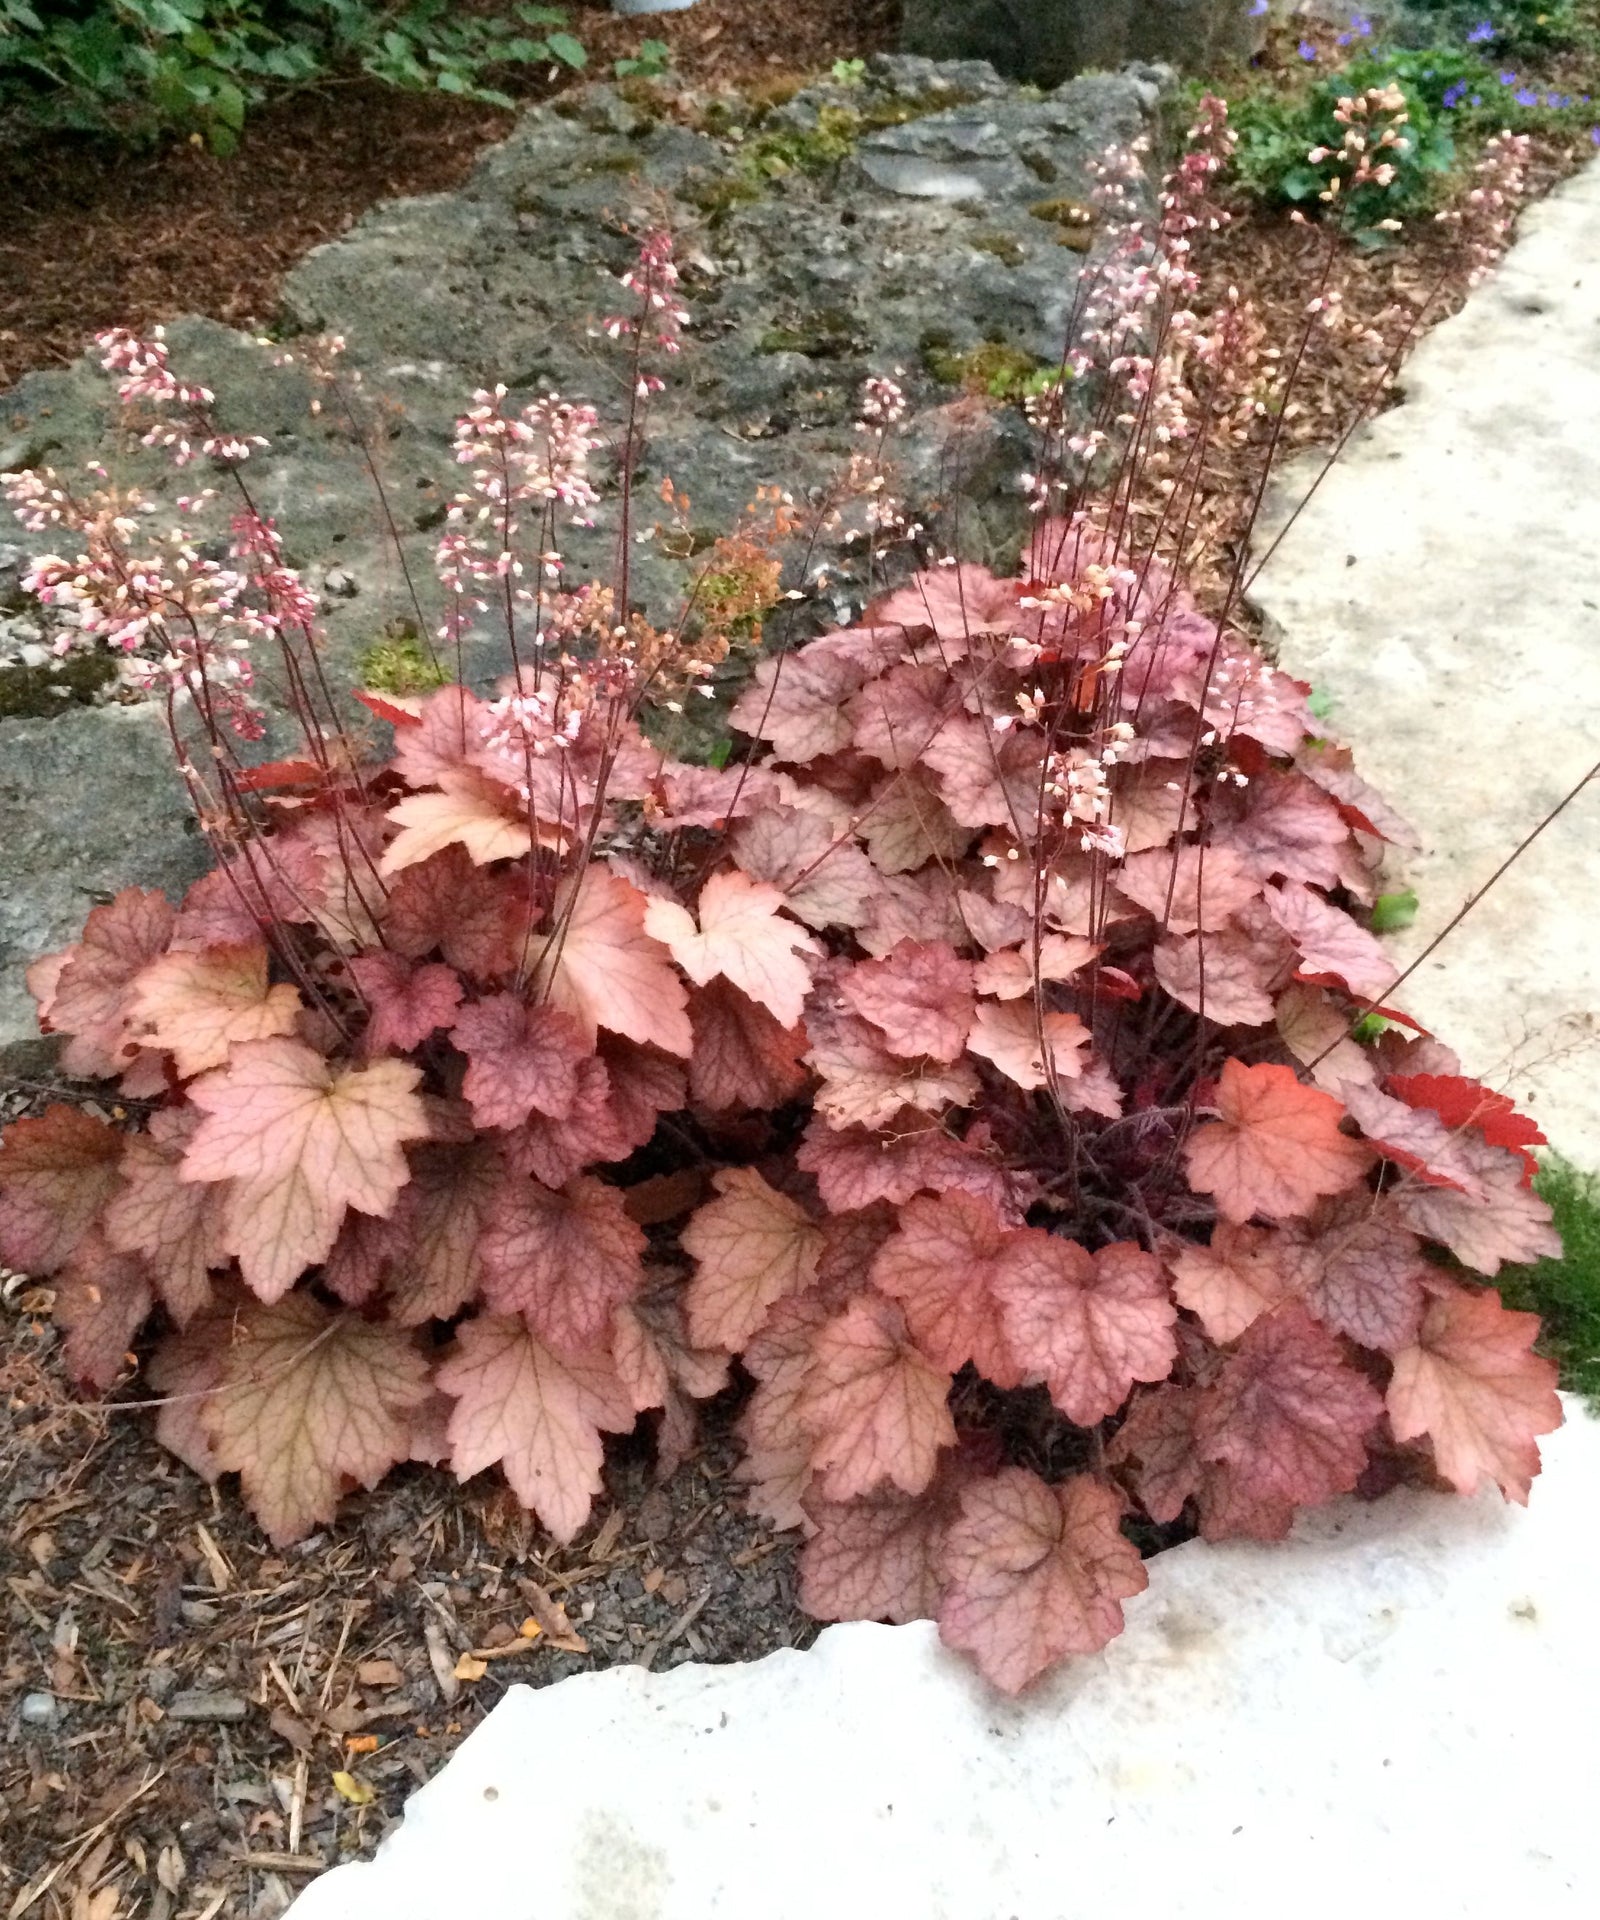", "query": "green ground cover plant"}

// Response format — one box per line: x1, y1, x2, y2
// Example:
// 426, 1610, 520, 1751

0, 0, 586, 150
